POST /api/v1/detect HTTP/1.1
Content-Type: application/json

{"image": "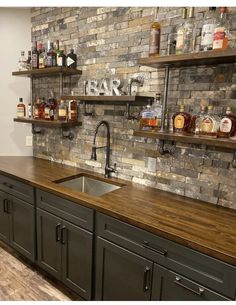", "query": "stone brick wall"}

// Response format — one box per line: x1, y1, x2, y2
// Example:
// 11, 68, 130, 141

31, 7, 236, 209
